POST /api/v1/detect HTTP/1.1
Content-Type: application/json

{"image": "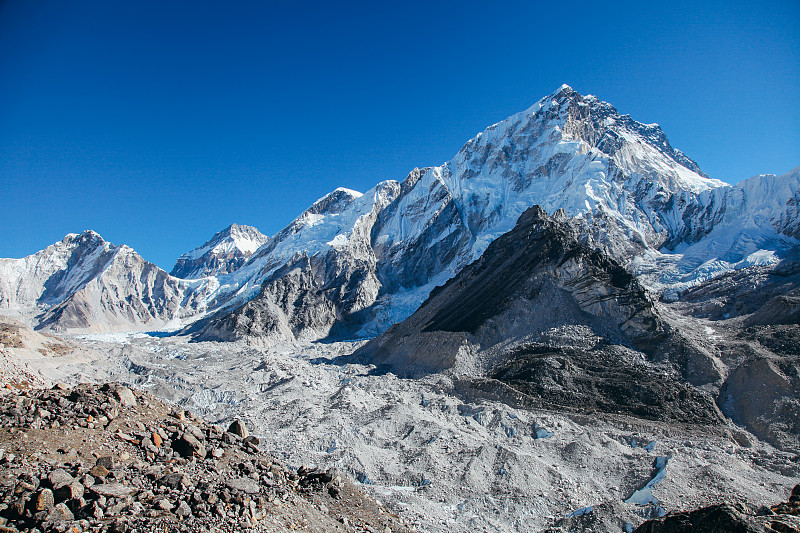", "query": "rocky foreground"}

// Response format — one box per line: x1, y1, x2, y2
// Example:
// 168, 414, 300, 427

0, 383, 412, 533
